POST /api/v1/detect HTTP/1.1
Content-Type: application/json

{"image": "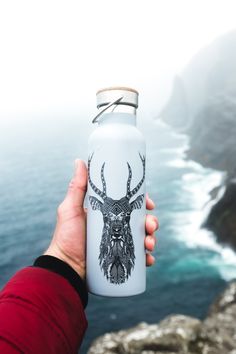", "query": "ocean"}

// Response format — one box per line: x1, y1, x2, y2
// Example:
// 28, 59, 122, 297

0, 115, 236, 353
